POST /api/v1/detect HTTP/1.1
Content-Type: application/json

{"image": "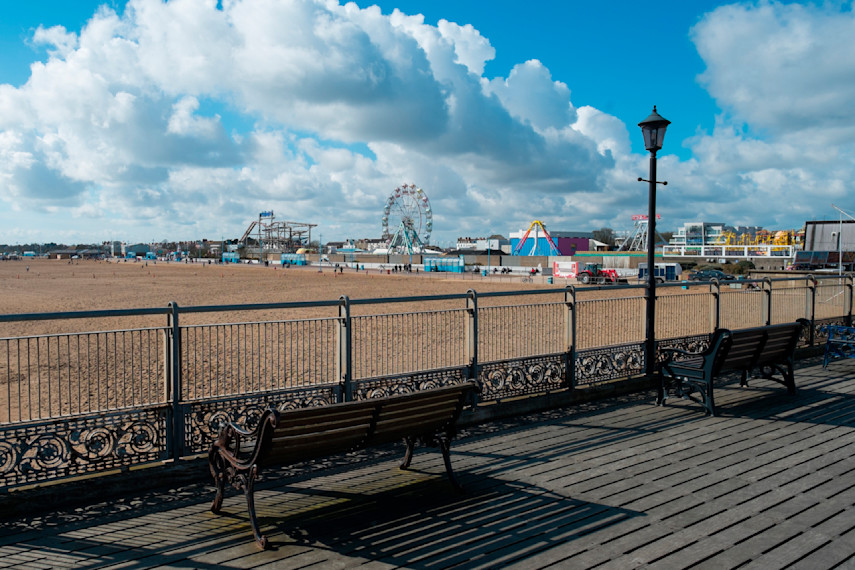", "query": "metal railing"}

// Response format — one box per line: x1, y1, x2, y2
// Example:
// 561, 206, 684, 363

1, 274, 852, 489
